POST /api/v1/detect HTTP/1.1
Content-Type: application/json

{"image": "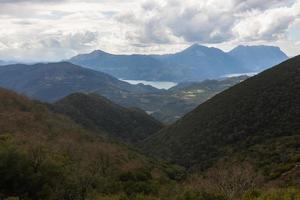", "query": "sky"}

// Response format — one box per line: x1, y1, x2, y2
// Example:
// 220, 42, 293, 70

0, 0, 300, 62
